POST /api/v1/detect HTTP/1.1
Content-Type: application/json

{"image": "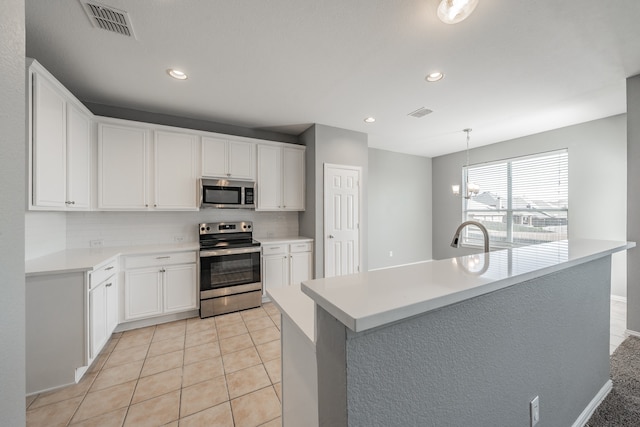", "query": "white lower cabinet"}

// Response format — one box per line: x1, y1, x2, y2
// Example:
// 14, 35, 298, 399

88, 259, 118, 362
123, 251, 198, 321
262, 240, 313, 295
